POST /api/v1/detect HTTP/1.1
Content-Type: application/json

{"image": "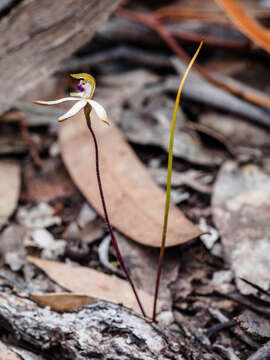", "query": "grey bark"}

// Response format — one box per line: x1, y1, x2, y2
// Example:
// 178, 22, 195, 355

0, 293, 184, 360
0, 292, 223, 360
0, 0, 120, 114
